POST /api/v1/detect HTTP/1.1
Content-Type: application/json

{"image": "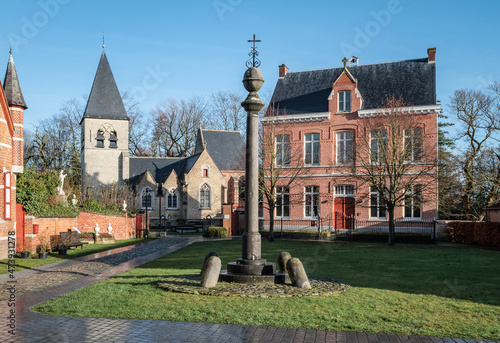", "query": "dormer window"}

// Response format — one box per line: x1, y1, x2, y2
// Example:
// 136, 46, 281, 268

339, 91, 351, 112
